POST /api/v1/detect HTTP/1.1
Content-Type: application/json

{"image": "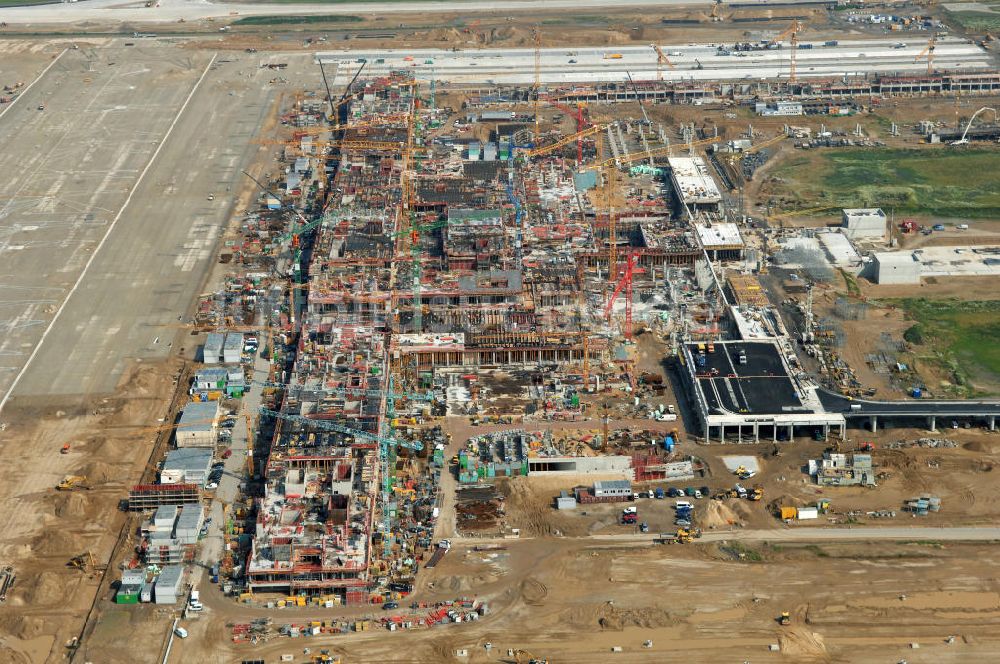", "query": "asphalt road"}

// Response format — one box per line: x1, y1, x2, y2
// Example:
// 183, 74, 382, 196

0, 0, 853, 24
455, 526, 1000, 546
817, 387, 1000, 418
320, 39, 993, 85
